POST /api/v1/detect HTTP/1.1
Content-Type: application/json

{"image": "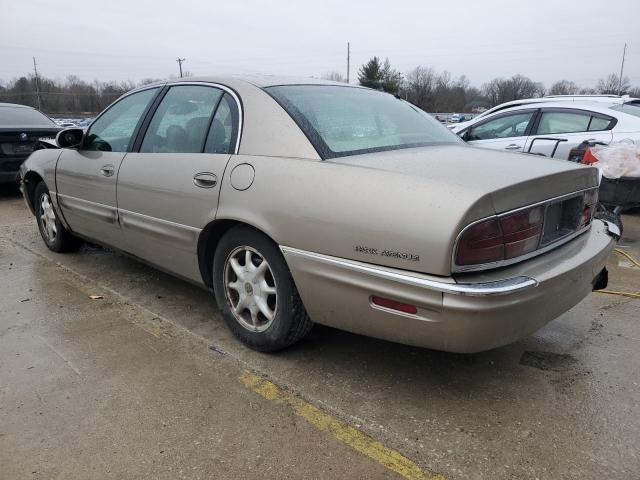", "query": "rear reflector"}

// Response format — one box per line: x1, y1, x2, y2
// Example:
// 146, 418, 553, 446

371, 296, 418, 315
